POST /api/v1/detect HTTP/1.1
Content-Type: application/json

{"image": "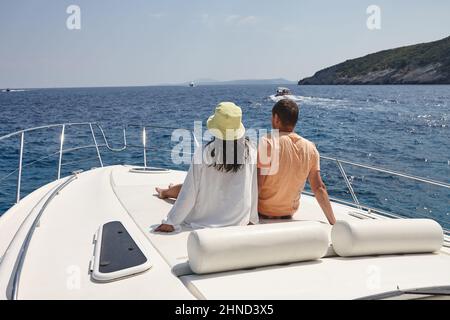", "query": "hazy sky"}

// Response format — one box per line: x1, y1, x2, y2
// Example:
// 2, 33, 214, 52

1, 0, 449, 88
